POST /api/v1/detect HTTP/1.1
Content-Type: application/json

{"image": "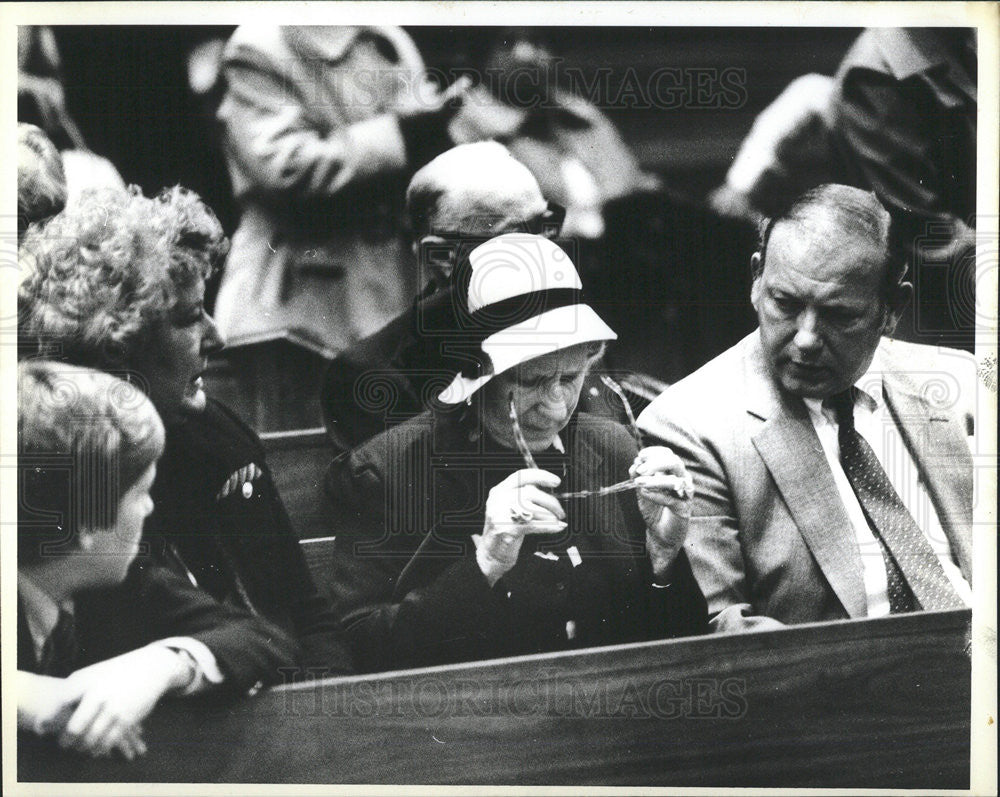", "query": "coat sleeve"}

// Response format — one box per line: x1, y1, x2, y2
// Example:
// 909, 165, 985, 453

87, 562, 302, 694
601, 421, 708, 640
639, 401, 783, 634
218, 35, 409, 203
325, 443, 515, 672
